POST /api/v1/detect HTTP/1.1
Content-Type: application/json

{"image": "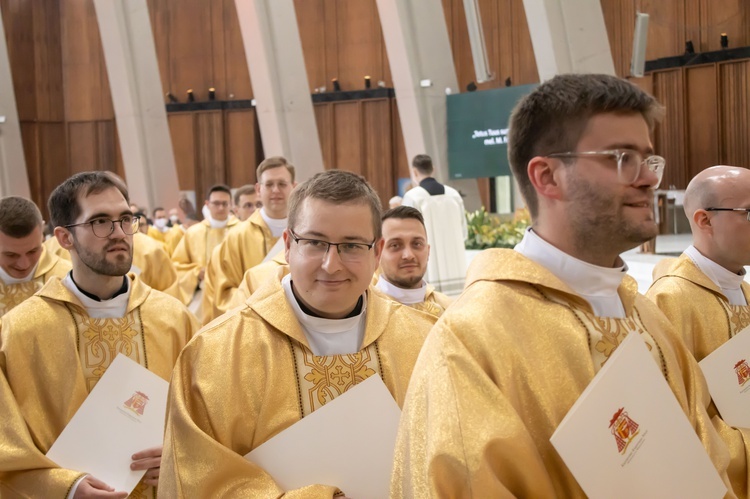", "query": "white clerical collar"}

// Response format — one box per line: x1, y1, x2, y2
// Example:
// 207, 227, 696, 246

260, 208, 288, 237
61, 272, 131, 319
685, 245, 747, 306
0, 260, 40, 285
375, 275, 427, 304
281, 274, 366, 356
206, 215, 229, 229
515, 228, 628, 318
